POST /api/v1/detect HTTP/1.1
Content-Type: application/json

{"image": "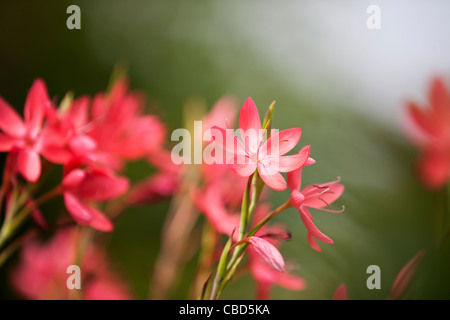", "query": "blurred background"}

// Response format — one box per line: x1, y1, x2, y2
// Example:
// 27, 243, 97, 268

1, 0, 450, 299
